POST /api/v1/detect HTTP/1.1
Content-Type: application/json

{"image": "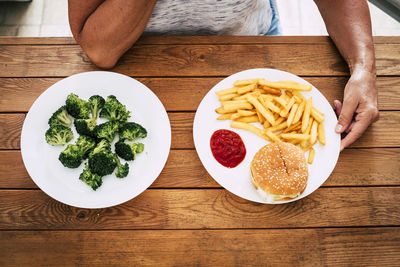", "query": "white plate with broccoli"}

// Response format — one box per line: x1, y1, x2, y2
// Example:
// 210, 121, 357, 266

21, 71, 171, 208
